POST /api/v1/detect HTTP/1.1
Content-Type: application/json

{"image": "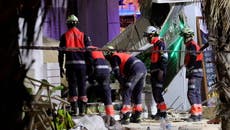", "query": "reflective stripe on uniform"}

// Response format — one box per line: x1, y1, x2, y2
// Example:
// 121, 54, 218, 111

188, 84, 196, 89
130, 59, 141, 69
113, 66, 119, 71
125, 82, 132, 88
95, 65, 110, 69
191, 68, 202, 73
191, 104, 199, 116
157, 102, 167, 112
156, 83, 163, 88
66, 60, 85, 64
